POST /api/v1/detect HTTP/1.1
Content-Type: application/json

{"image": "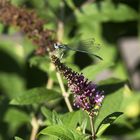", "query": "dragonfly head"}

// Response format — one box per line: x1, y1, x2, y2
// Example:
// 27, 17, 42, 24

54, 43, 60, 49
